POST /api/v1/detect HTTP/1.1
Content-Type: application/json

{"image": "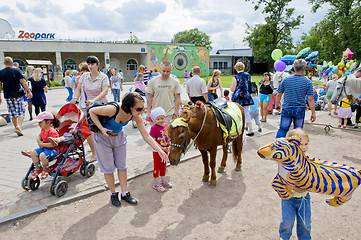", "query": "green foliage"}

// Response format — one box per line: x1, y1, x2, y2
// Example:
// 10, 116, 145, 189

124, 34, 141, 44
298, 0, 361, 62
171, 28, 212, 49
244, 0, 304, 62
49, 80, 63, 87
